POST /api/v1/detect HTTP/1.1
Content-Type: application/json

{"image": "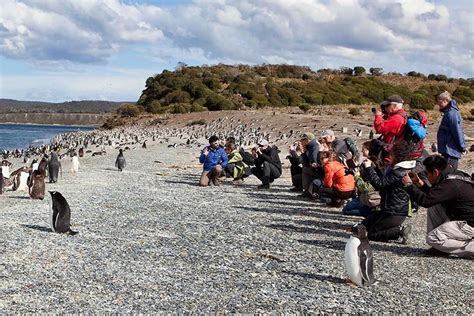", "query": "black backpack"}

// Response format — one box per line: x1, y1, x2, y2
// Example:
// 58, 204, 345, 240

239, 148, 255, 166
